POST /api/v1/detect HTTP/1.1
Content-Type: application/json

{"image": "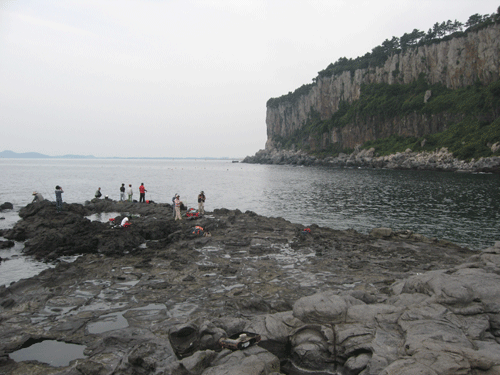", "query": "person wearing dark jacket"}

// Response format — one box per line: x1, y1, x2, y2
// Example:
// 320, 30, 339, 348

55, 186, 64, 212
120, 183, 125, 201
198, 191, 206, 214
